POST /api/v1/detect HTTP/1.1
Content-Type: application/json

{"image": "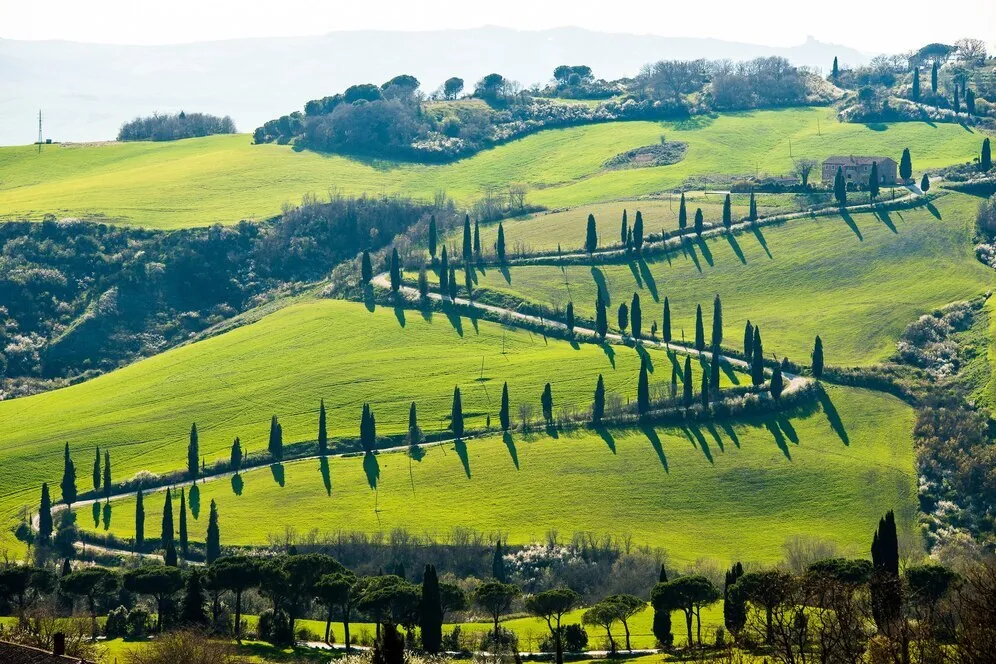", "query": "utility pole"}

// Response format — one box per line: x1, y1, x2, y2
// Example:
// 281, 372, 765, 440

37, 110, 43, 153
